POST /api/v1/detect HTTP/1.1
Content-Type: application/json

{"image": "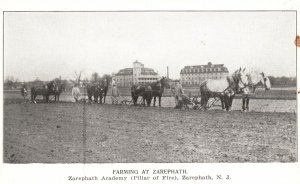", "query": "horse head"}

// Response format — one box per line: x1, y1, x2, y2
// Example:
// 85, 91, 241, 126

232, 68, 249, 92
97, 82, 105, 94
259, 72, 271, 90
160, 77, 171, 89
47, 81, 56, 93
247, 70, 271, 92
59, 83, 66, 93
